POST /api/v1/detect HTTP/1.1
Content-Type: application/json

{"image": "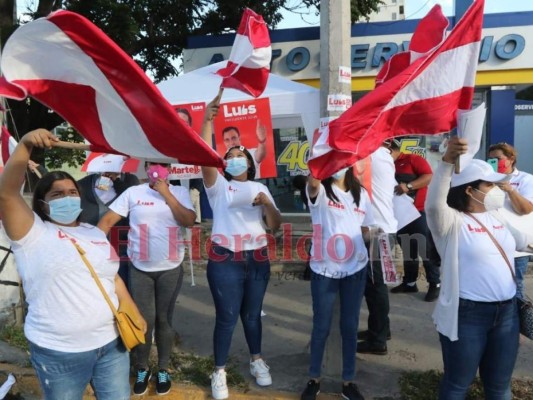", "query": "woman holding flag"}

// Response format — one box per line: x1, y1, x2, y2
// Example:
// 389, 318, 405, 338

201, 95, 281, 400
0, 129, 141, 399
300, 166, 373, 400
